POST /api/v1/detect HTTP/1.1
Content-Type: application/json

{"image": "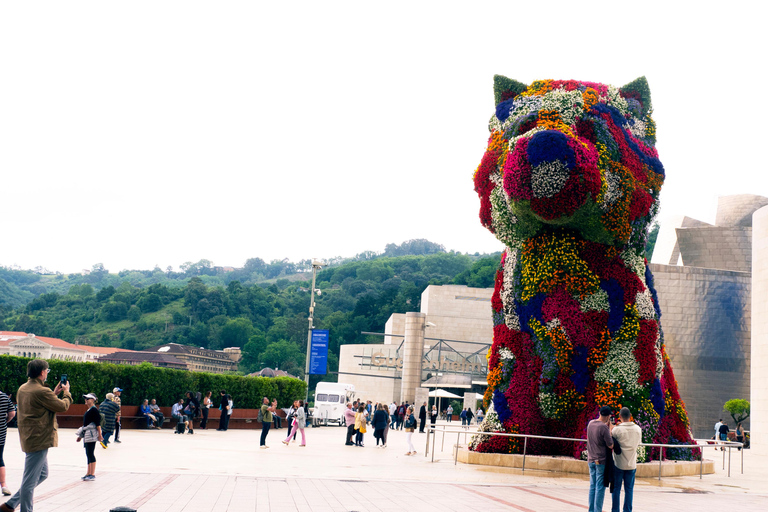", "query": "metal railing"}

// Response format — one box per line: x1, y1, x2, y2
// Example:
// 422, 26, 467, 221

424, 425, 745, 480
